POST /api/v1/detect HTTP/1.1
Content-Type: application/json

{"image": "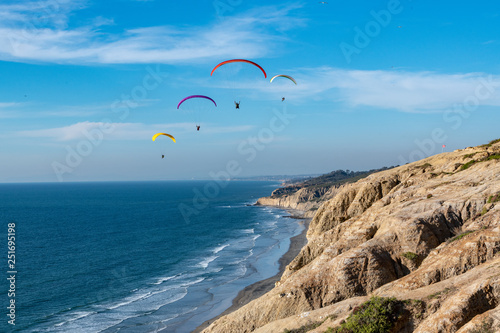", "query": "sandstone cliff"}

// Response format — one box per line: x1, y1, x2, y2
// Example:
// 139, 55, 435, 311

202, 140, 500, 333
255, 185, 334, 217
255, 169, 391, 218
